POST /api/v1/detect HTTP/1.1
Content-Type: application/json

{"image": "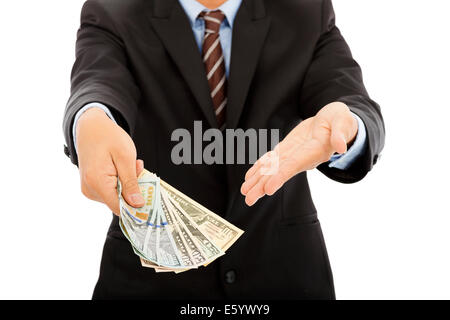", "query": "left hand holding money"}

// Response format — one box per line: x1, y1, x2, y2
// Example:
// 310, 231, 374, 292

241, 102, 358, 206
